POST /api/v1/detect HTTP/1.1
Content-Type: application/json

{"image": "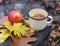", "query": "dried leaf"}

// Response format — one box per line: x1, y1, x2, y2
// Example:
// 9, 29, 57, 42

10, 31, 37, 46
0, 16, 8, 25
56, 6, 60, 11
49, 20, 60, 43
52, 21, 60, 25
